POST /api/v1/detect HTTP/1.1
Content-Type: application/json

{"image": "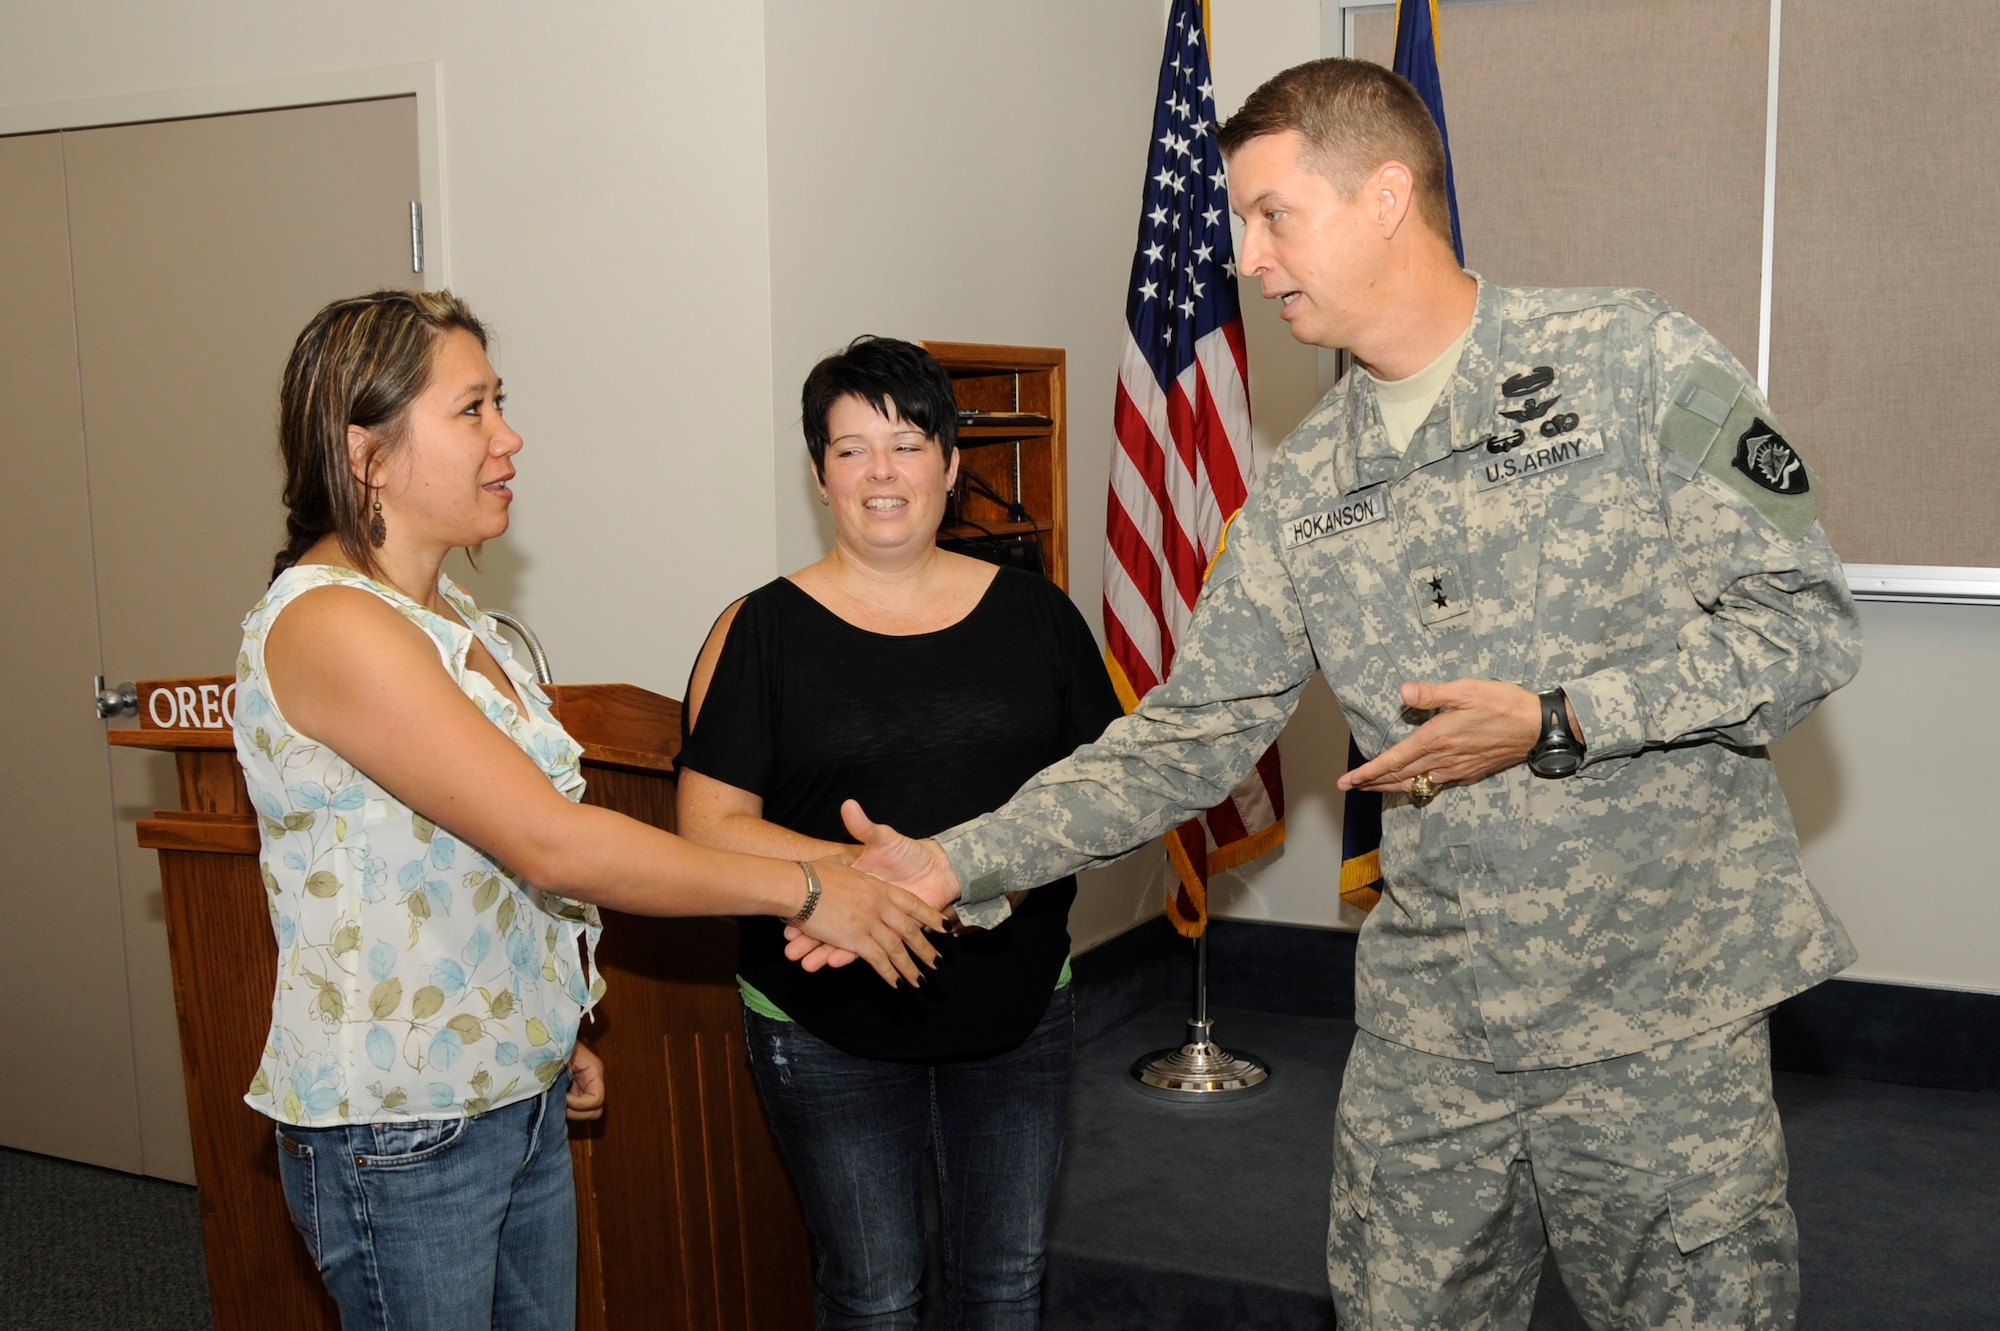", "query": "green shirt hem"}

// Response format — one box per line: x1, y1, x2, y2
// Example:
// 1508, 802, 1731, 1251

736, 955, 1072, 1024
